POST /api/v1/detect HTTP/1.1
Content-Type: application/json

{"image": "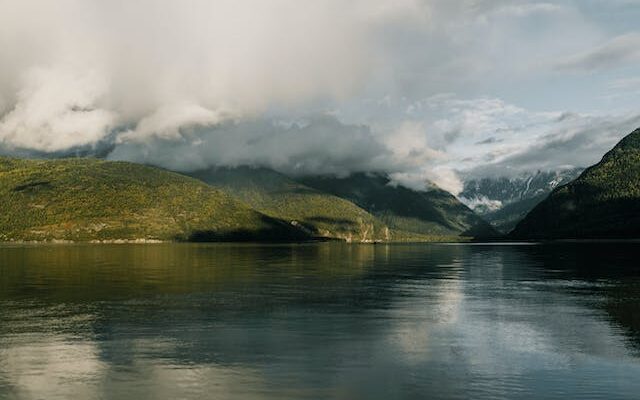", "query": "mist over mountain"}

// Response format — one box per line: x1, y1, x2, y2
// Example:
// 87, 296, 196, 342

0, 0, 463, 194
512, 127, 640, 239
0, 157, 497, 242
301, 173, 498, 239
460, 168, 583, 232
2, 0, 639, 197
